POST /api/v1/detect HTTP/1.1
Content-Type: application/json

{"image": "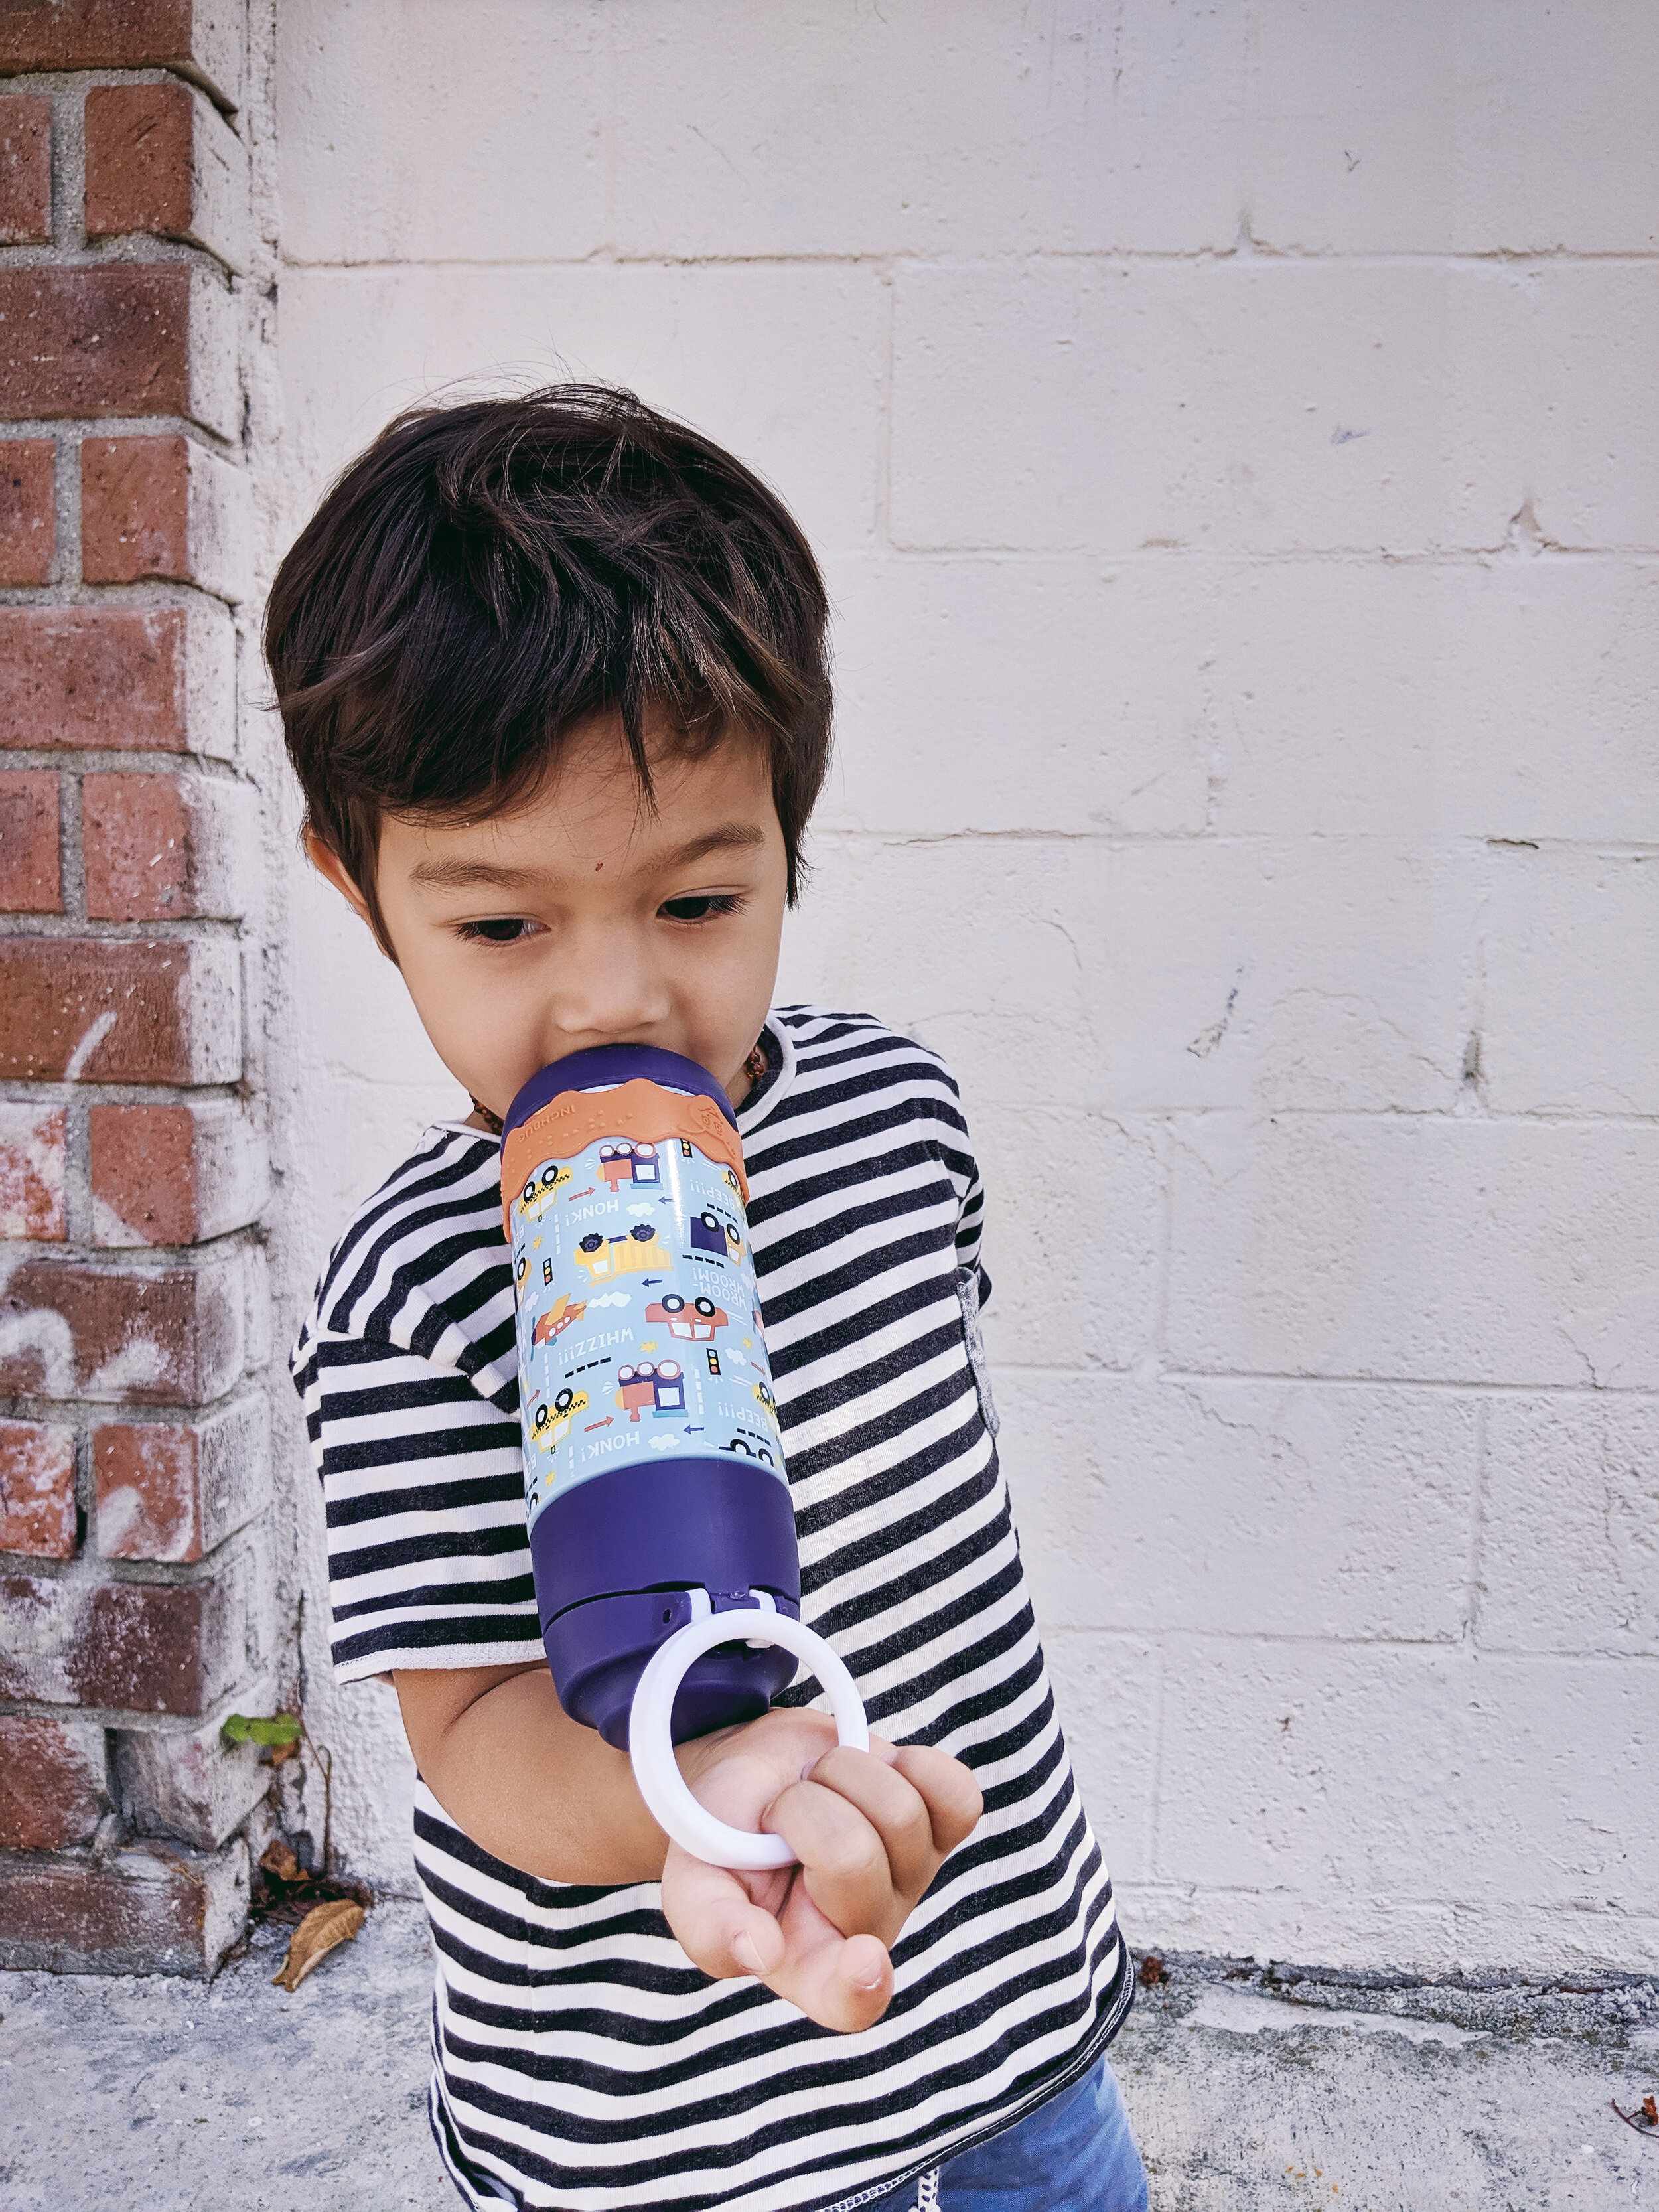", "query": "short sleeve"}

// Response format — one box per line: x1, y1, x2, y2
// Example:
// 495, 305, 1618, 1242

952, 1151, 991, 1309
293, 1321, 541, 1681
